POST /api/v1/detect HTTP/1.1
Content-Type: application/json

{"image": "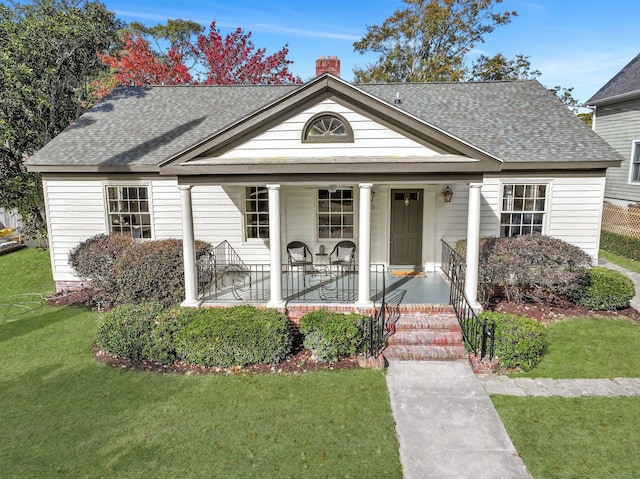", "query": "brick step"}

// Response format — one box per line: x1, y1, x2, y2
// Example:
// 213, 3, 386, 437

387, 330, 463, 346
395, 304, 456, 315
384, 344, 469, 361
391, 313, 461, 332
